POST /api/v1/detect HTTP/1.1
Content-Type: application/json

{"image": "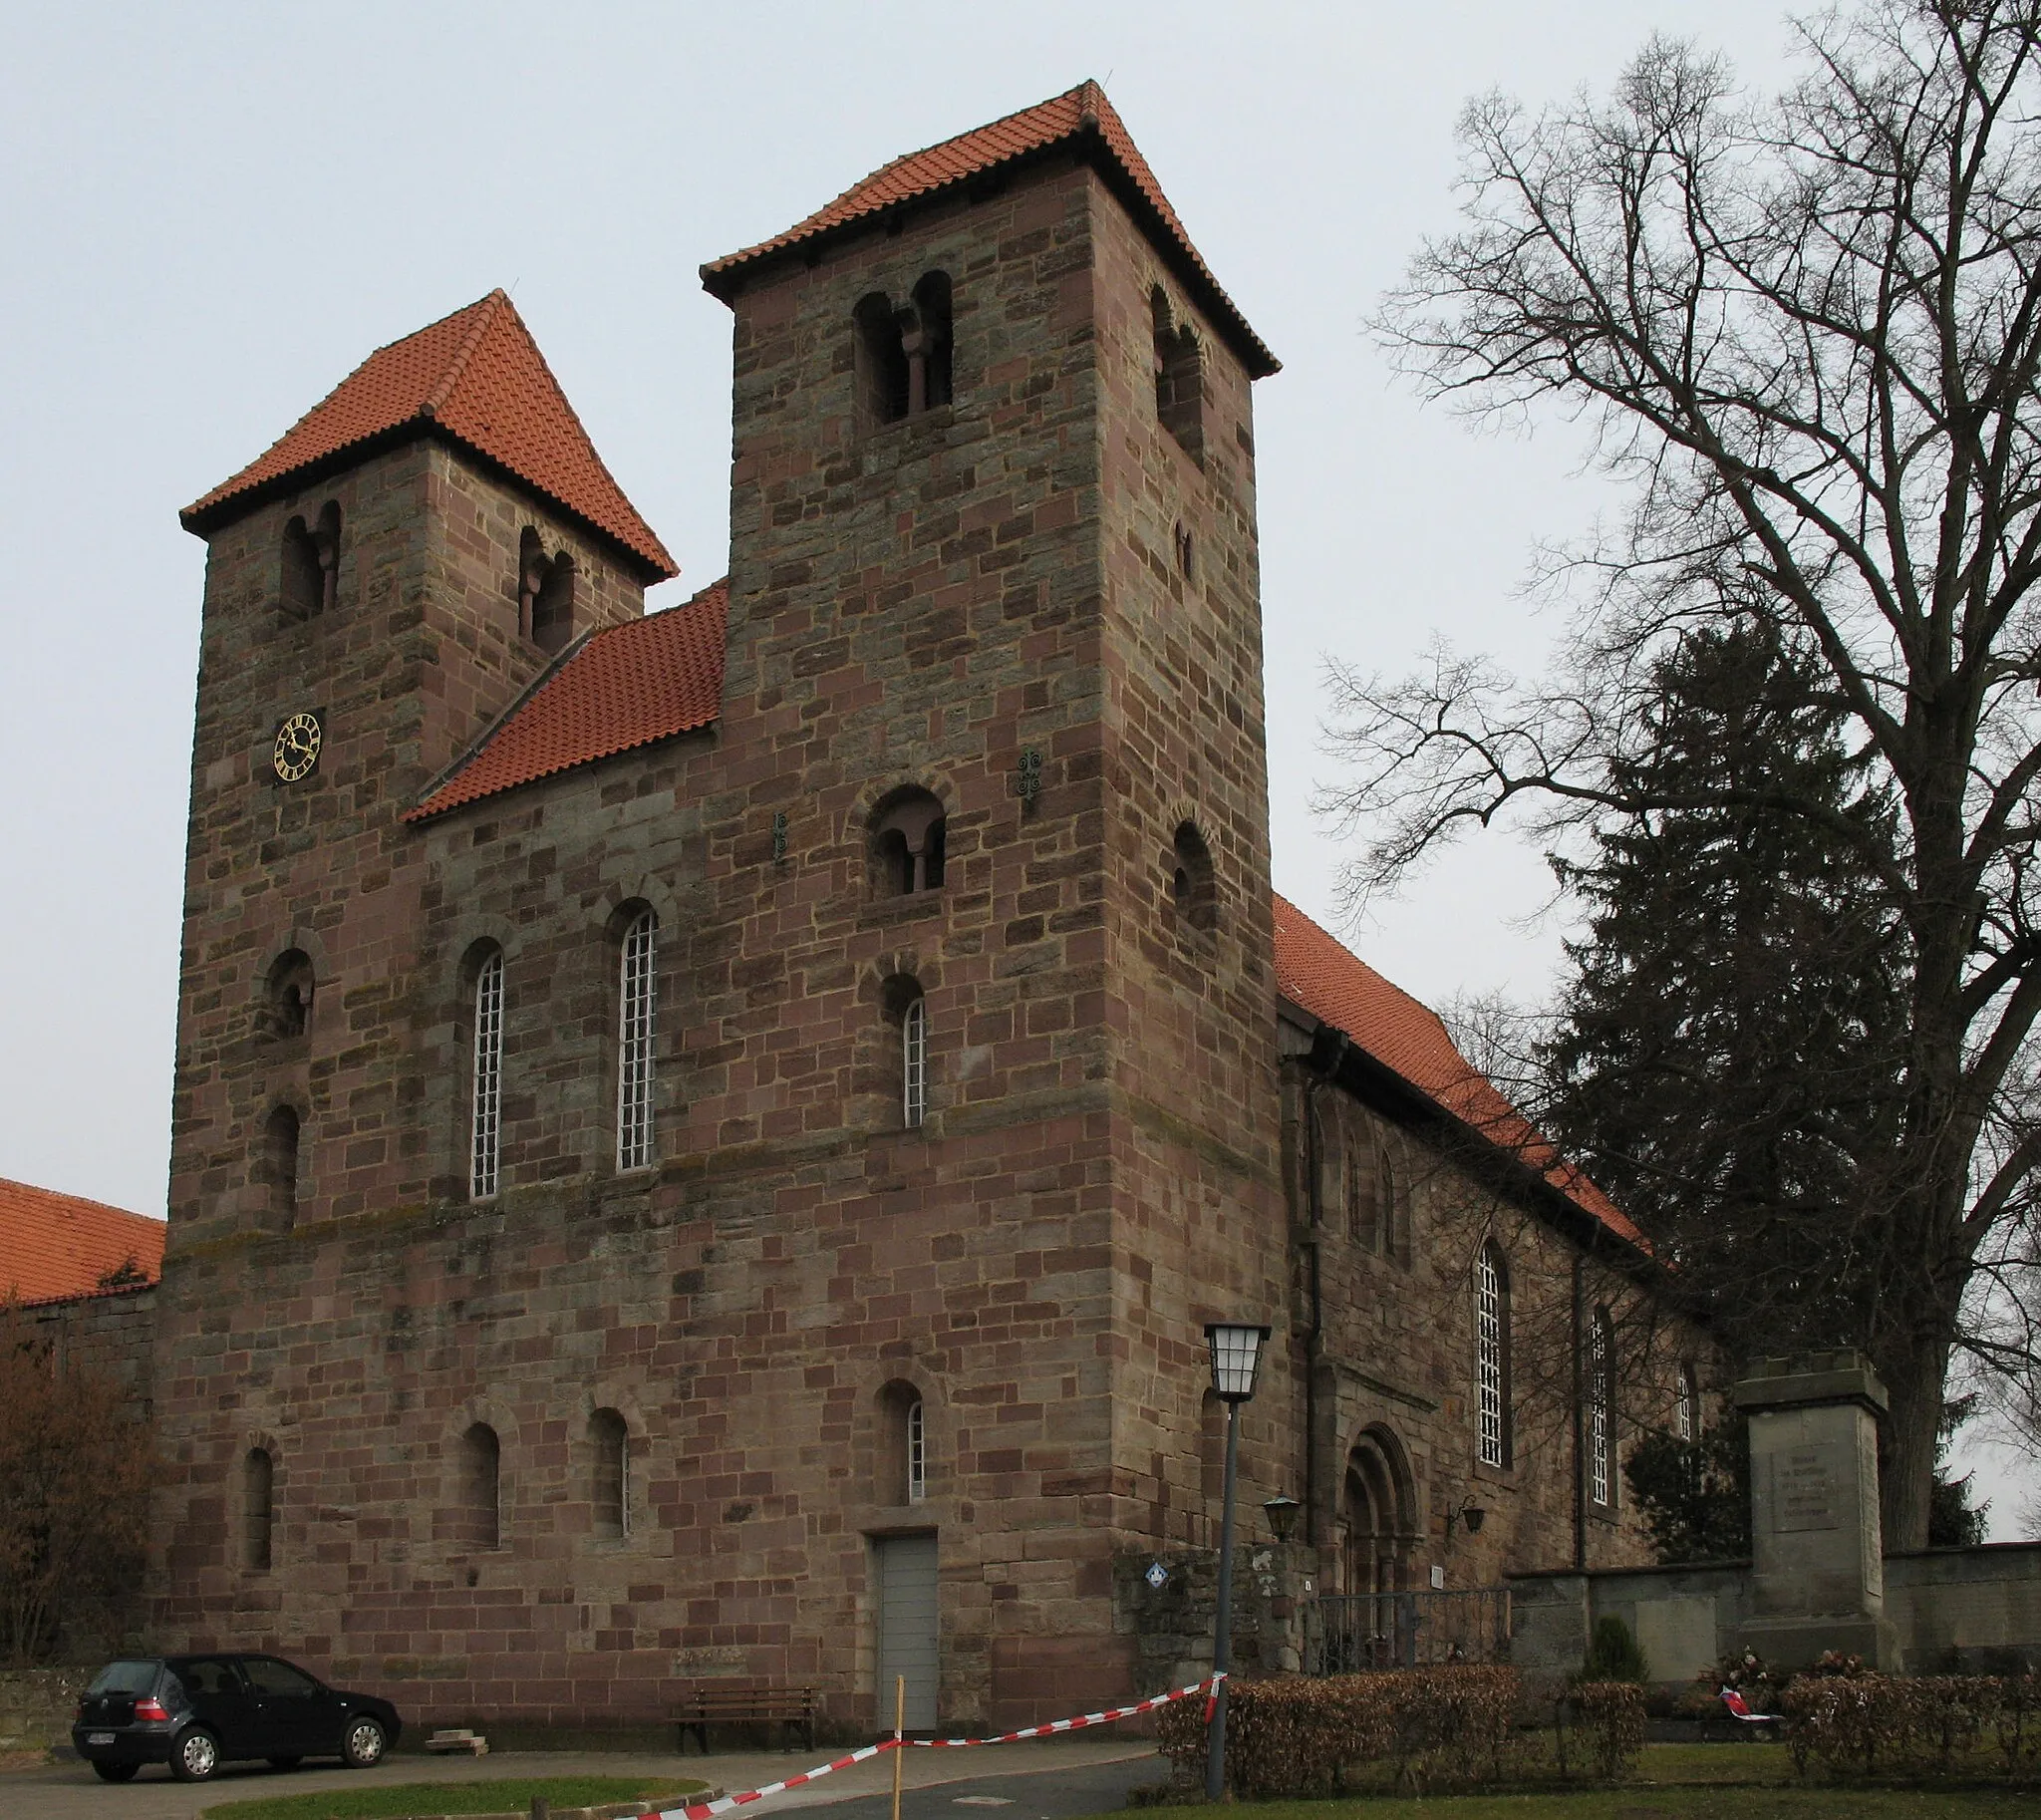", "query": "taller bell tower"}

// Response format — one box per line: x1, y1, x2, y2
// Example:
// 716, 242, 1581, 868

698, 81, 1289, 1718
